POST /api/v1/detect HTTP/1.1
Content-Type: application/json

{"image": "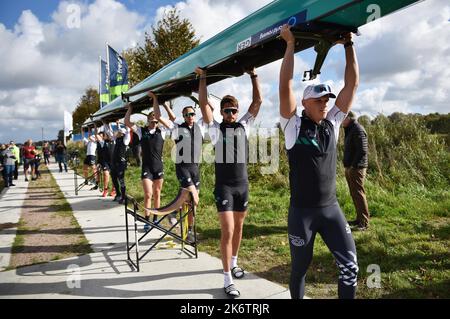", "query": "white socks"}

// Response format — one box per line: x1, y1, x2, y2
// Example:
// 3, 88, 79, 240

231, 255, 238, 269
224, 271, 233, 288
224, 256, 239, 287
